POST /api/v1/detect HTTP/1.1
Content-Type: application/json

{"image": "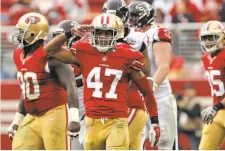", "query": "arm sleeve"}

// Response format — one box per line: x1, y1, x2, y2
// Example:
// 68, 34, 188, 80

153, 27, 172, 43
